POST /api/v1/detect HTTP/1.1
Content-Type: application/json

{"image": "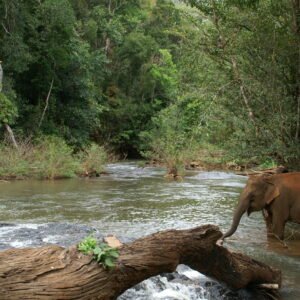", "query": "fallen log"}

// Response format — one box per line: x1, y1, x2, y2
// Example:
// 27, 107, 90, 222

0, 225, 281, 300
